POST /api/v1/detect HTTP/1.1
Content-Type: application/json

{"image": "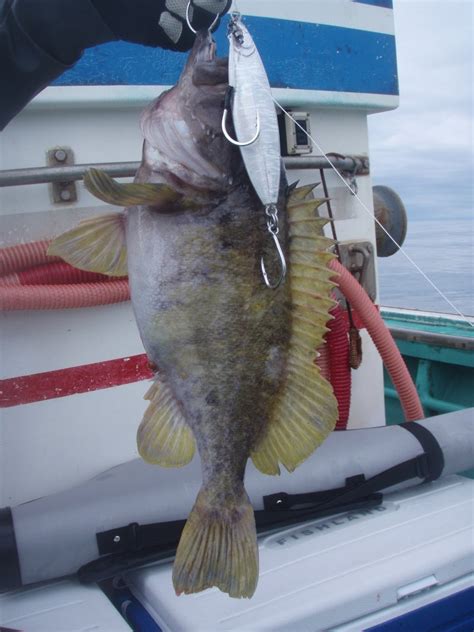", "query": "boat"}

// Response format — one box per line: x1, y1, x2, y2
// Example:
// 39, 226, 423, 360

1, 1, 473, 630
